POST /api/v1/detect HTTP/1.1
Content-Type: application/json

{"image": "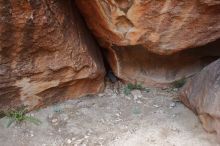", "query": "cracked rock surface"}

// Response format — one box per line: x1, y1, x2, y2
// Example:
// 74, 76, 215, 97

0, 0, 105, 111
